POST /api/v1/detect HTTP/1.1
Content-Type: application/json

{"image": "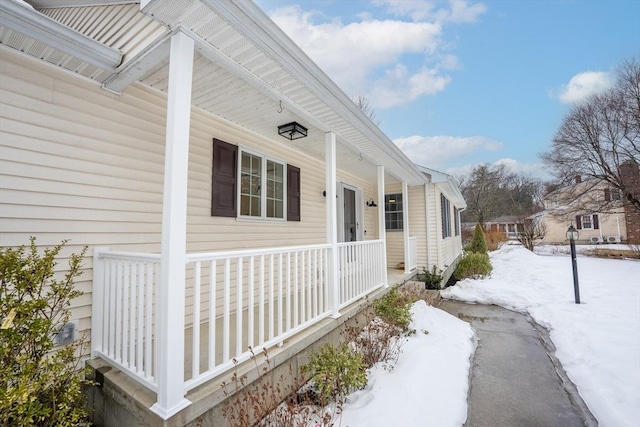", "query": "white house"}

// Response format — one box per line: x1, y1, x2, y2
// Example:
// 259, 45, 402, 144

0, 1, 465, 424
